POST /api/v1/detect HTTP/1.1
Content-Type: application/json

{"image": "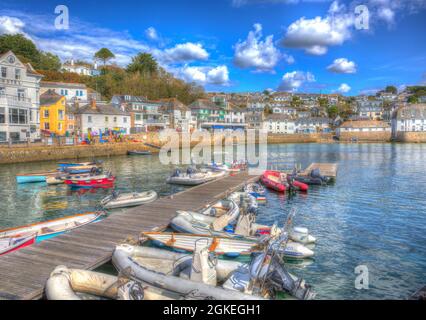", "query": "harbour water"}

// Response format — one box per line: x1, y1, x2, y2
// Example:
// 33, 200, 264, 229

0, 143, 425, 299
